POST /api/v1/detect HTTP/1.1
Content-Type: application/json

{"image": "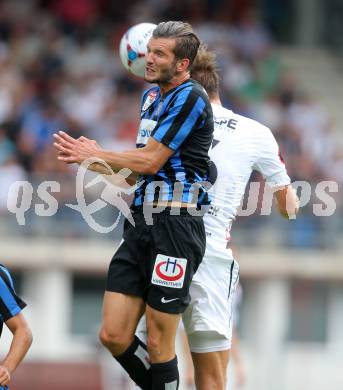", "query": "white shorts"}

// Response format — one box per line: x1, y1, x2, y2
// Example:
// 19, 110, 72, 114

182, 248, 239, 353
